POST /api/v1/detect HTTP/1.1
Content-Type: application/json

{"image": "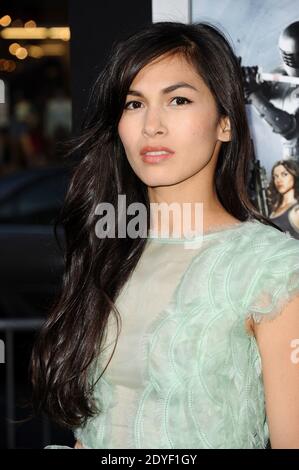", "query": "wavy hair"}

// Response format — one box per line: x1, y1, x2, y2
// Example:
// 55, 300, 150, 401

29, 20, 283, 429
